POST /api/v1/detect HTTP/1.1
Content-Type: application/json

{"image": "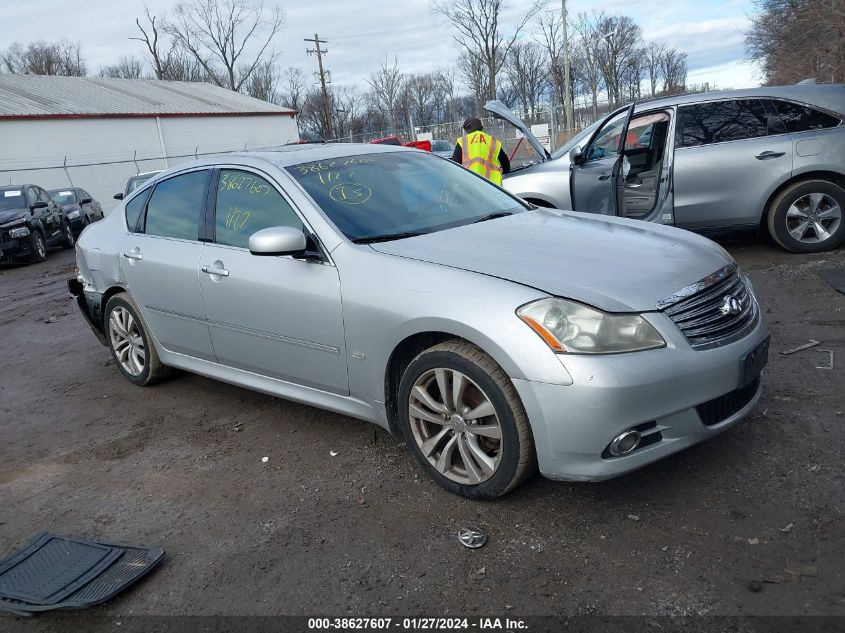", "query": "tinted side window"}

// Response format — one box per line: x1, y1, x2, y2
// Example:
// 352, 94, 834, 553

586, 111, 628, 160
27, 187, 38, 206
214, 170, 303, 249
143, 170, 209, 240
124, 189, 150, 232
772, 99, 841, 133
677, 99, 772, 147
